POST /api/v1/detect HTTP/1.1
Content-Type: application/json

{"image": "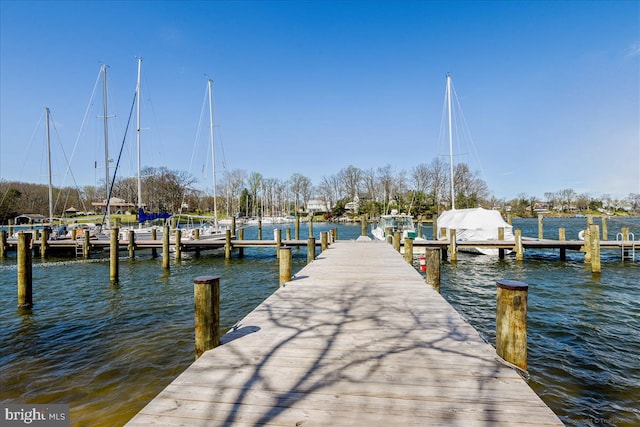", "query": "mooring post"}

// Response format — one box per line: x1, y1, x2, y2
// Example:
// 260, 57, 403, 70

295, 214, 300, 240
584, 226, 592, 263
308, 215, 314, 238
538, 214, 544, 239
285, 228, 291, 240
151, 228, 158, 258
432, 214, 438, 240
558, 227, 566, 260
194, 275, 220, 359
424, 248, 441, 292
232, 216, 236, 237
333, 227, 338, 241
17, 232, 33, 309
237, 228, 244, 258
258, 218, 262, 240
193, 228, 200, 240
404, 237, 413, 263
174, 229, 182, 260
224, 229, 232, 259
590, 224, 601, 273
496, 280, 528, 371
449, 229, 458, 262
506, 212, 512, 225
279, 246, 292, 287
515, 229, 523, 261
81, 229, 90, 259
162, 225, 170, 270
601, 216, 608, 241
128, 230, 136, 259
40, 227, 50, 259
0, 230, 7, 258
498, 227, 505, 260
110, 227, 119, 284
321, 231, 328, 252
307, 236, 315, 264
8, 219, 14, 237
361, 216, 367, 236
274, 228, 282, 259
393, 231, 401, 252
